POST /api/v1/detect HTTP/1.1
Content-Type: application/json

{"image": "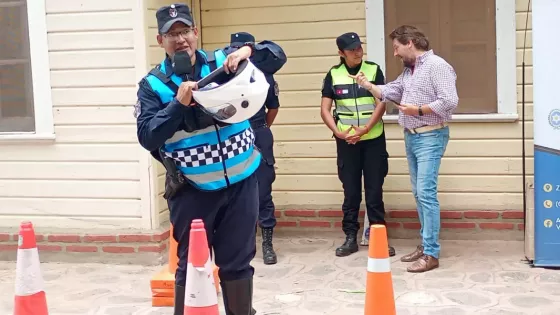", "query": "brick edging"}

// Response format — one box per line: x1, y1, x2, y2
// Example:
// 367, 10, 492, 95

0, 228, 171, 255
0, 209, 524, 262
273, 209, 525, 231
